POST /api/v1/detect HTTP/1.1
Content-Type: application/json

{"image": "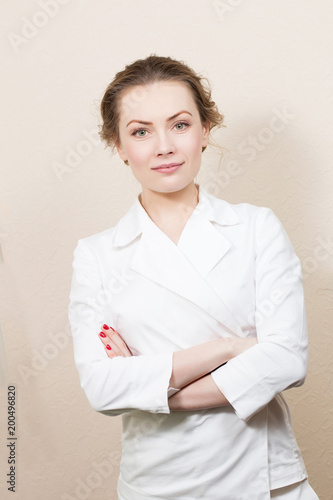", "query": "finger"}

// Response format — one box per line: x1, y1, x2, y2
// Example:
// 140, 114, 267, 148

104, 342, 118, 359
100, 326, 127, 356
98, 331, 123, 357
101, 324, 133, 357
110, 333, 133, 357
99, 326, 122, 353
